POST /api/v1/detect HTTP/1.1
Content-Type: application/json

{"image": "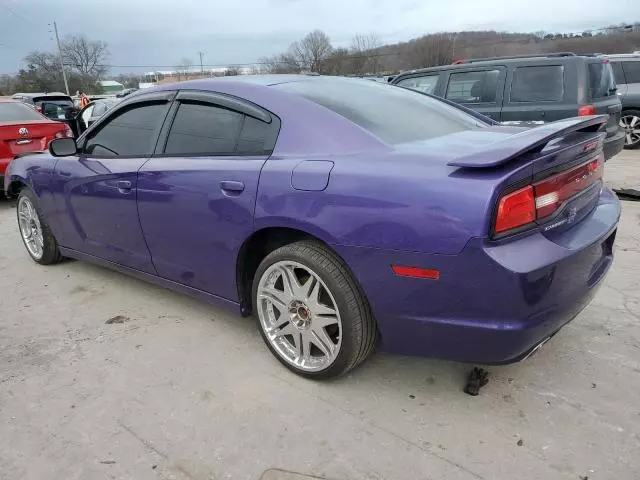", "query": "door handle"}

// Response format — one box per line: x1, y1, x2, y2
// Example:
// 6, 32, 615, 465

220, 180, 245, 193
116, 180, 132, 193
